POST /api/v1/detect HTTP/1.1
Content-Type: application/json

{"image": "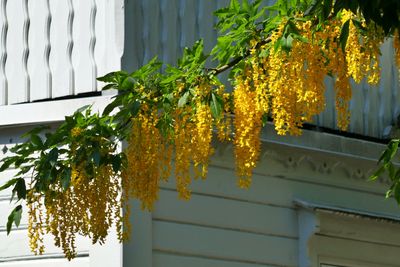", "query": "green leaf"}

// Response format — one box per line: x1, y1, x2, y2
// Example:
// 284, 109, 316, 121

0, 178, 19, 192
61, 168, 71, 190
0, 157, 17, 172
7, 205, 22, 235
230, 0, 240, 12
30, 134, 43, 149
281, 35, 294, 52
103, 96, 123, 116
210, 93, 223, 120
339, 19, 350, 52
370, 166, 385, 181
128, 100, 141, 117
12, 178, 26, 200
178, 91, 190, 108
48, 148, 59, 167
121, 77, 135, 90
